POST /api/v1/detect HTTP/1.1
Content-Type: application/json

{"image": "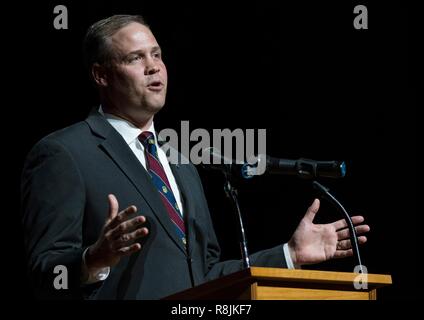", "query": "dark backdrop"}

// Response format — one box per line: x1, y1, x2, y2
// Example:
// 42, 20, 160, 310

7, 1, 416, 300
